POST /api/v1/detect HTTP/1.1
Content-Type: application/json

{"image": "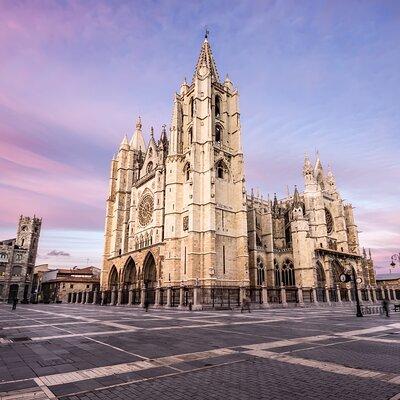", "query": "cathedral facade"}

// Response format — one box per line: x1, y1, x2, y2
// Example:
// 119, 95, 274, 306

101, 37, 375, 305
